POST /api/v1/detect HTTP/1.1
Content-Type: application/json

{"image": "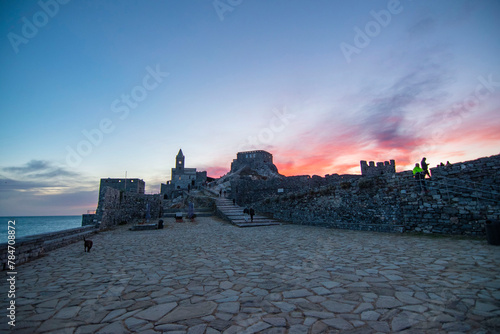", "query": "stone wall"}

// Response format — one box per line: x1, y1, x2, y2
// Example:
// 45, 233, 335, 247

81, 213, 97, 226
231, 174, 361, 205
99, 187, 162, 229
0, 226, 97, 269
97, 178, 145, 211
251, 154, 500, 236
